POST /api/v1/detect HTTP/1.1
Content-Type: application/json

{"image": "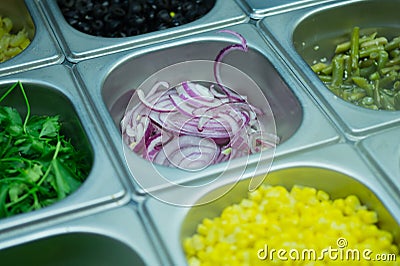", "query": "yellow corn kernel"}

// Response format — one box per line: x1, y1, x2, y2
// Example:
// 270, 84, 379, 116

357, 209, 378, 224
333, 198, 346, 211
248, 189, 262, 202
183, 185, 398, 266
317, 189, 330, 201
187, 256, 201, 266
344, 195, 361, 210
